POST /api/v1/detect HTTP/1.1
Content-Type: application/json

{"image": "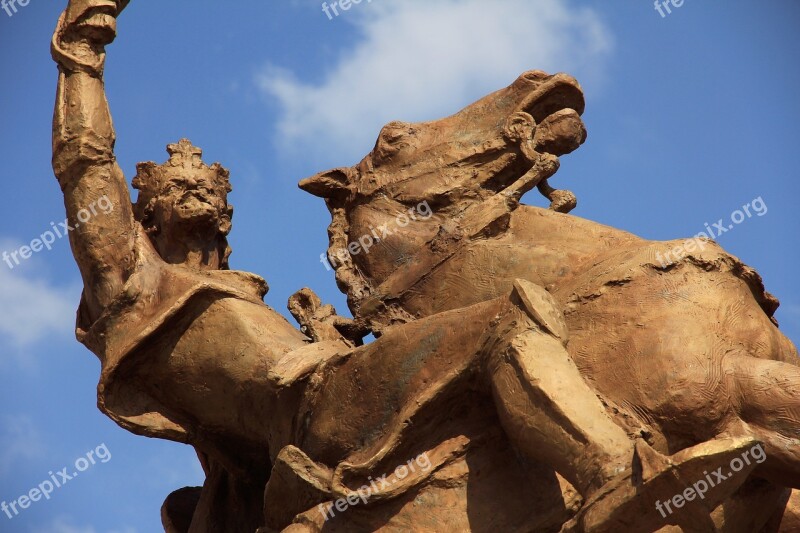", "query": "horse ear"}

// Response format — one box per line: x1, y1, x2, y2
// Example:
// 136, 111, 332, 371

299, 167, 355, 199
504, 111, 536, 142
